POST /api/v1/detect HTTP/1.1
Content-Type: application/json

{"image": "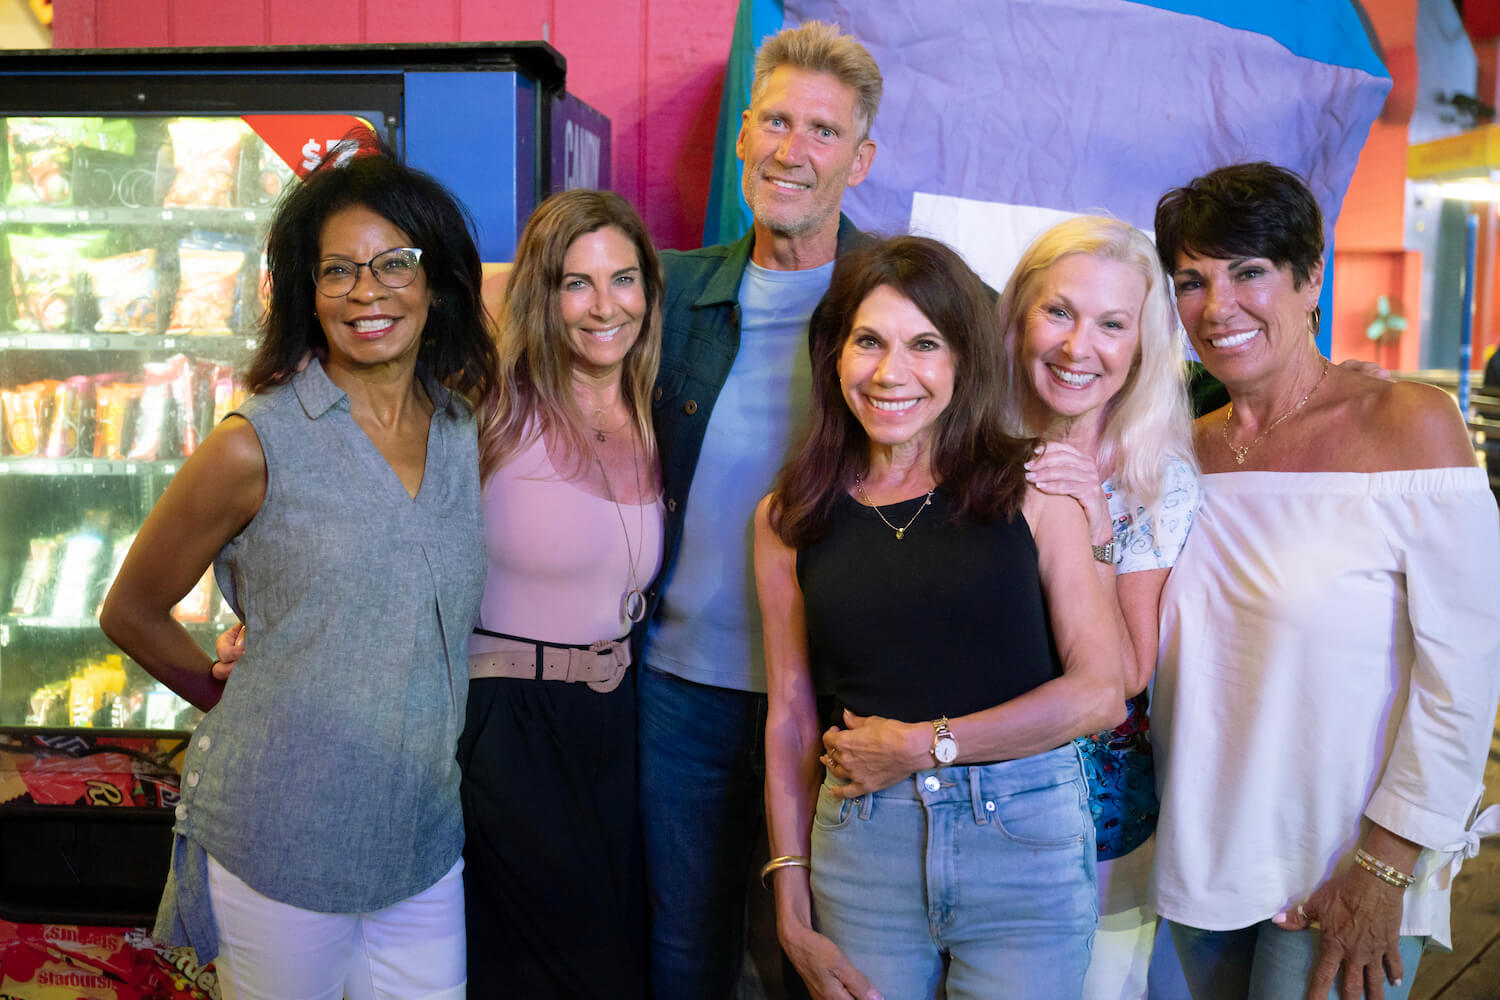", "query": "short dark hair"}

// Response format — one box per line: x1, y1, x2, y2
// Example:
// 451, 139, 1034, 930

770, 235, 1031, 546
1153, 162, 1325, 289
250, 142, 497, 402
